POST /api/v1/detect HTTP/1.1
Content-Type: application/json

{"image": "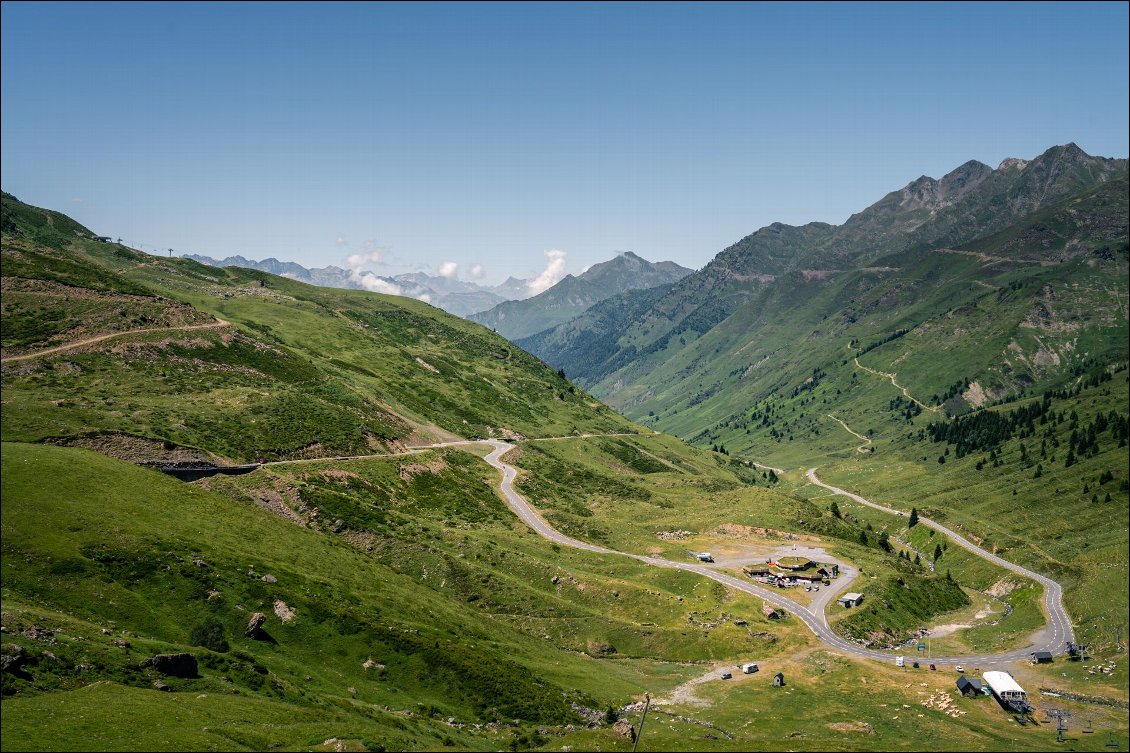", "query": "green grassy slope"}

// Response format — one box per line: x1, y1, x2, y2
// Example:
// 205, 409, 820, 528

0, 443, 660, 750
4, 186, 1127, 751
2, 198, 636, 461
